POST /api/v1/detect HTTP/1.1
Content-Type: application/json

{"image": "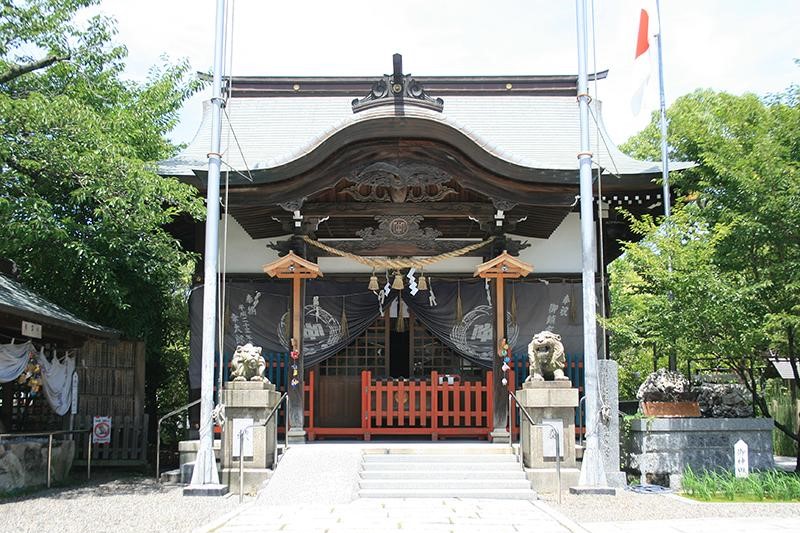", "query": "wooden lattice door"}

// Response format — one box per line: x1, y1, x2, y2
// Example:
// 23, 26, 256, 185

315, 313, 389, 427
